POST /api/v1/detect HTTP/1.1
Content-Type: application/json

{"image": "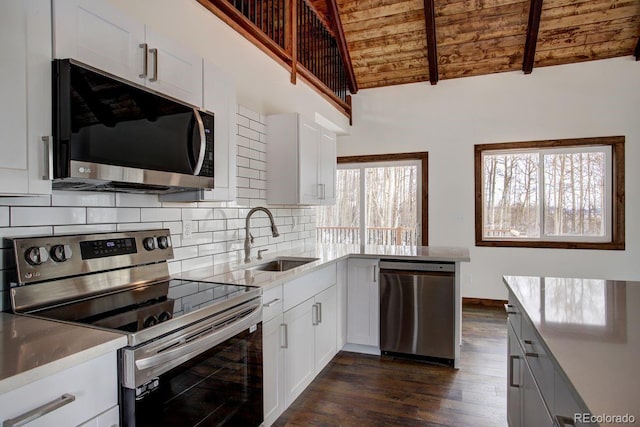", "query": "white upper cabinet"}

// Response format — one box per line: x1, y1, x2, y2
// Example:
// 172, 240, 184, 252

0, 0, 52, 196
203, 60, 237, 201
267, 113, 337, 205
53, 0, 203, 107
